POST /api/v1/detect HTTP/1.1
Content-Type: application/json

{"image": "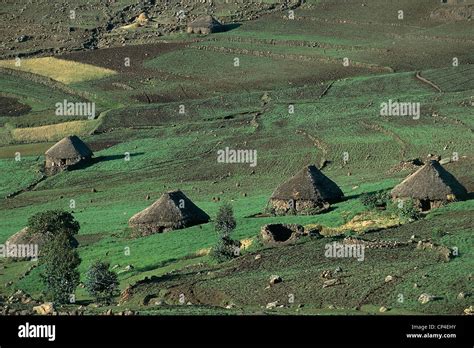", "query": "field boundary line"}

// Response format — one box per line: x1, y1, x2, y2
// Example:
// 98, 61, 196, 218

415, 72, 442, 93
187, 44, 394, 73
